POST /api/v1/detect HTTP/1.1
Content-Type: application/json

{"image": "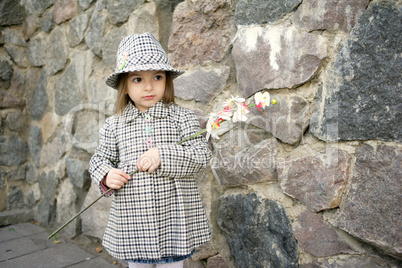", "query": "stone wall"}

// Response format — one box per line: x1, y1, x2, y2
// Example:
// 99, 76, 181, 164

0, 0, 401, 267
